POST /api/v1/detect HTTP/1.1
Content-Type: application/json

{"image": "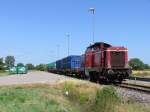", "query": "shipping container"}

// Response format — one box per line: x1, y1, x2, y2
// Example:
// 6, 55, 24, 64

17, 66, 28, 74
9, 66, 28, 74
47, 62, 56, 69
56, 60, 63, 69
9, 67, 17, 74
67, 55, 81, 69
56, 55, 81, 70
